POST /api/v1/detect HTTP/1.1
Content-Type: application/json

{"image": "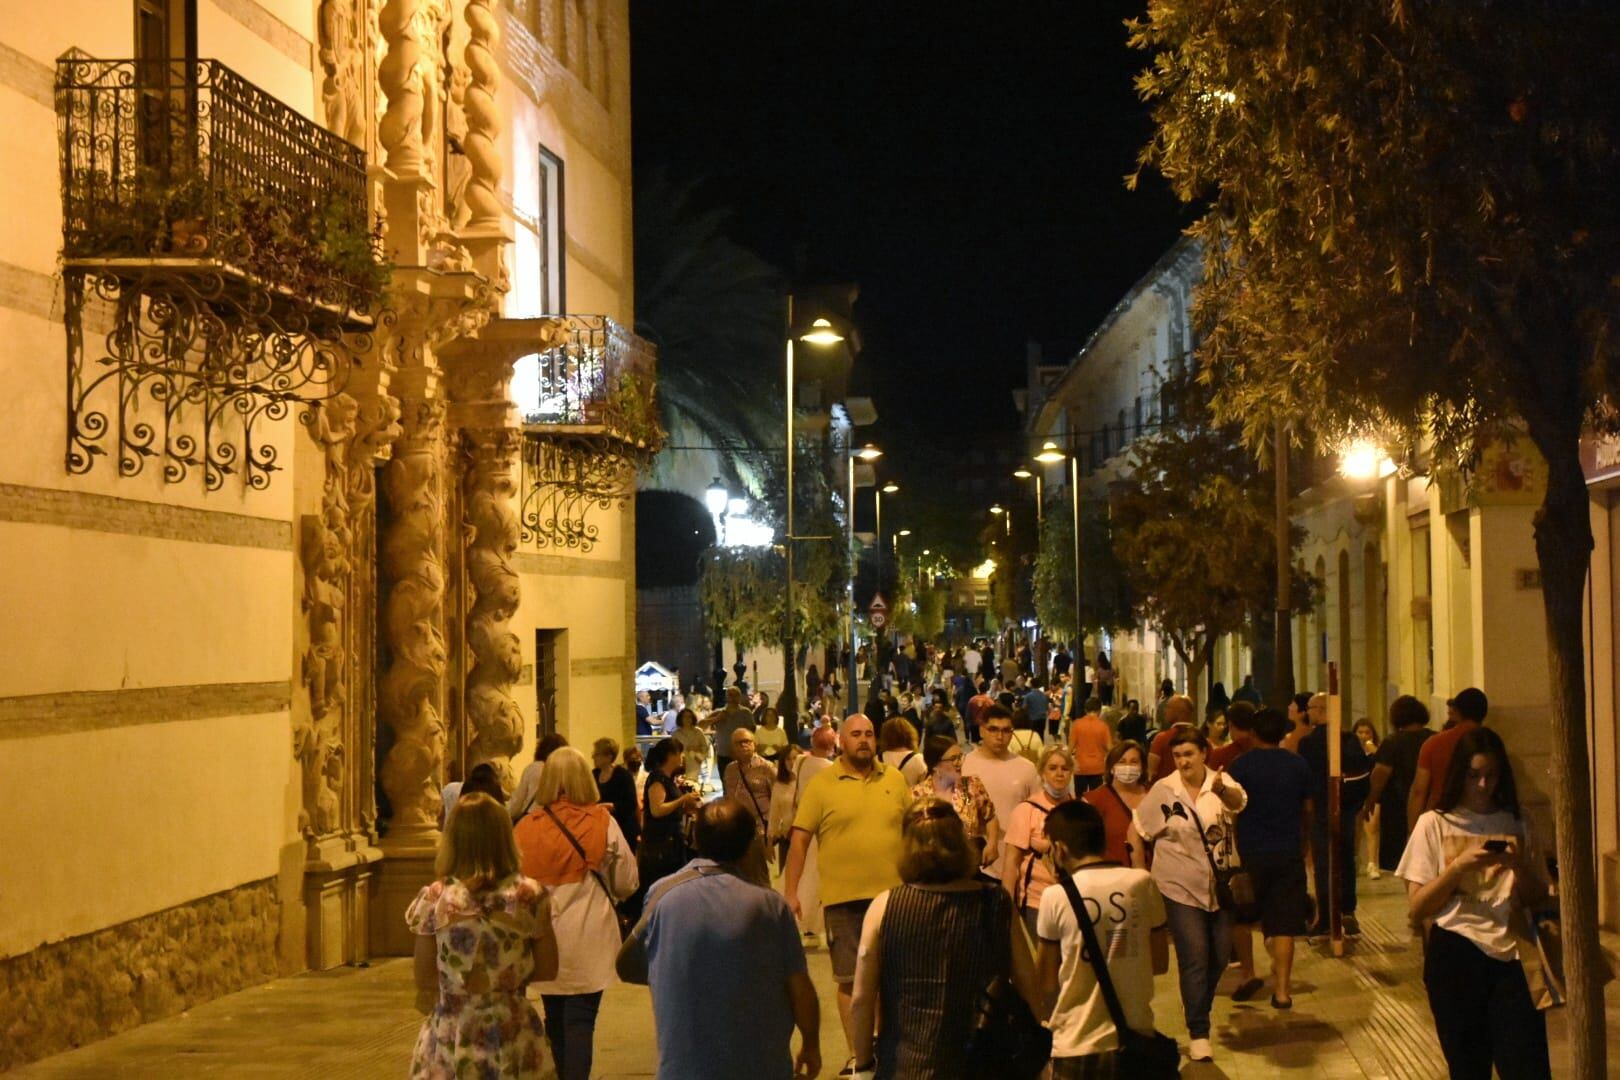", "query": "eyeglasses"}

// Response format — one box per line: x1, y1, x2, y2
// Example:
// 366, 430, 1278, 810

983, 726, 1013, 736
942, 752, 964, 764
